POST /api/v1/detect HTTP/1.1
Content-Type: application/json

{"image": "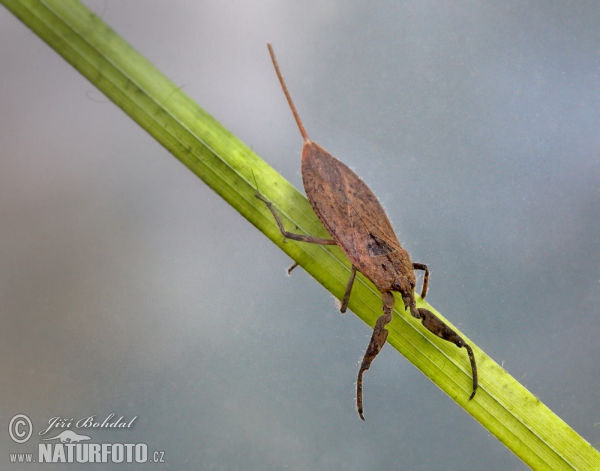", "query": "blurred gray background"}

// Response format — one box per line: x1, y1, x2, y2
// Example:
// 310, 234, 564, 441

1, 1, 599, 469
